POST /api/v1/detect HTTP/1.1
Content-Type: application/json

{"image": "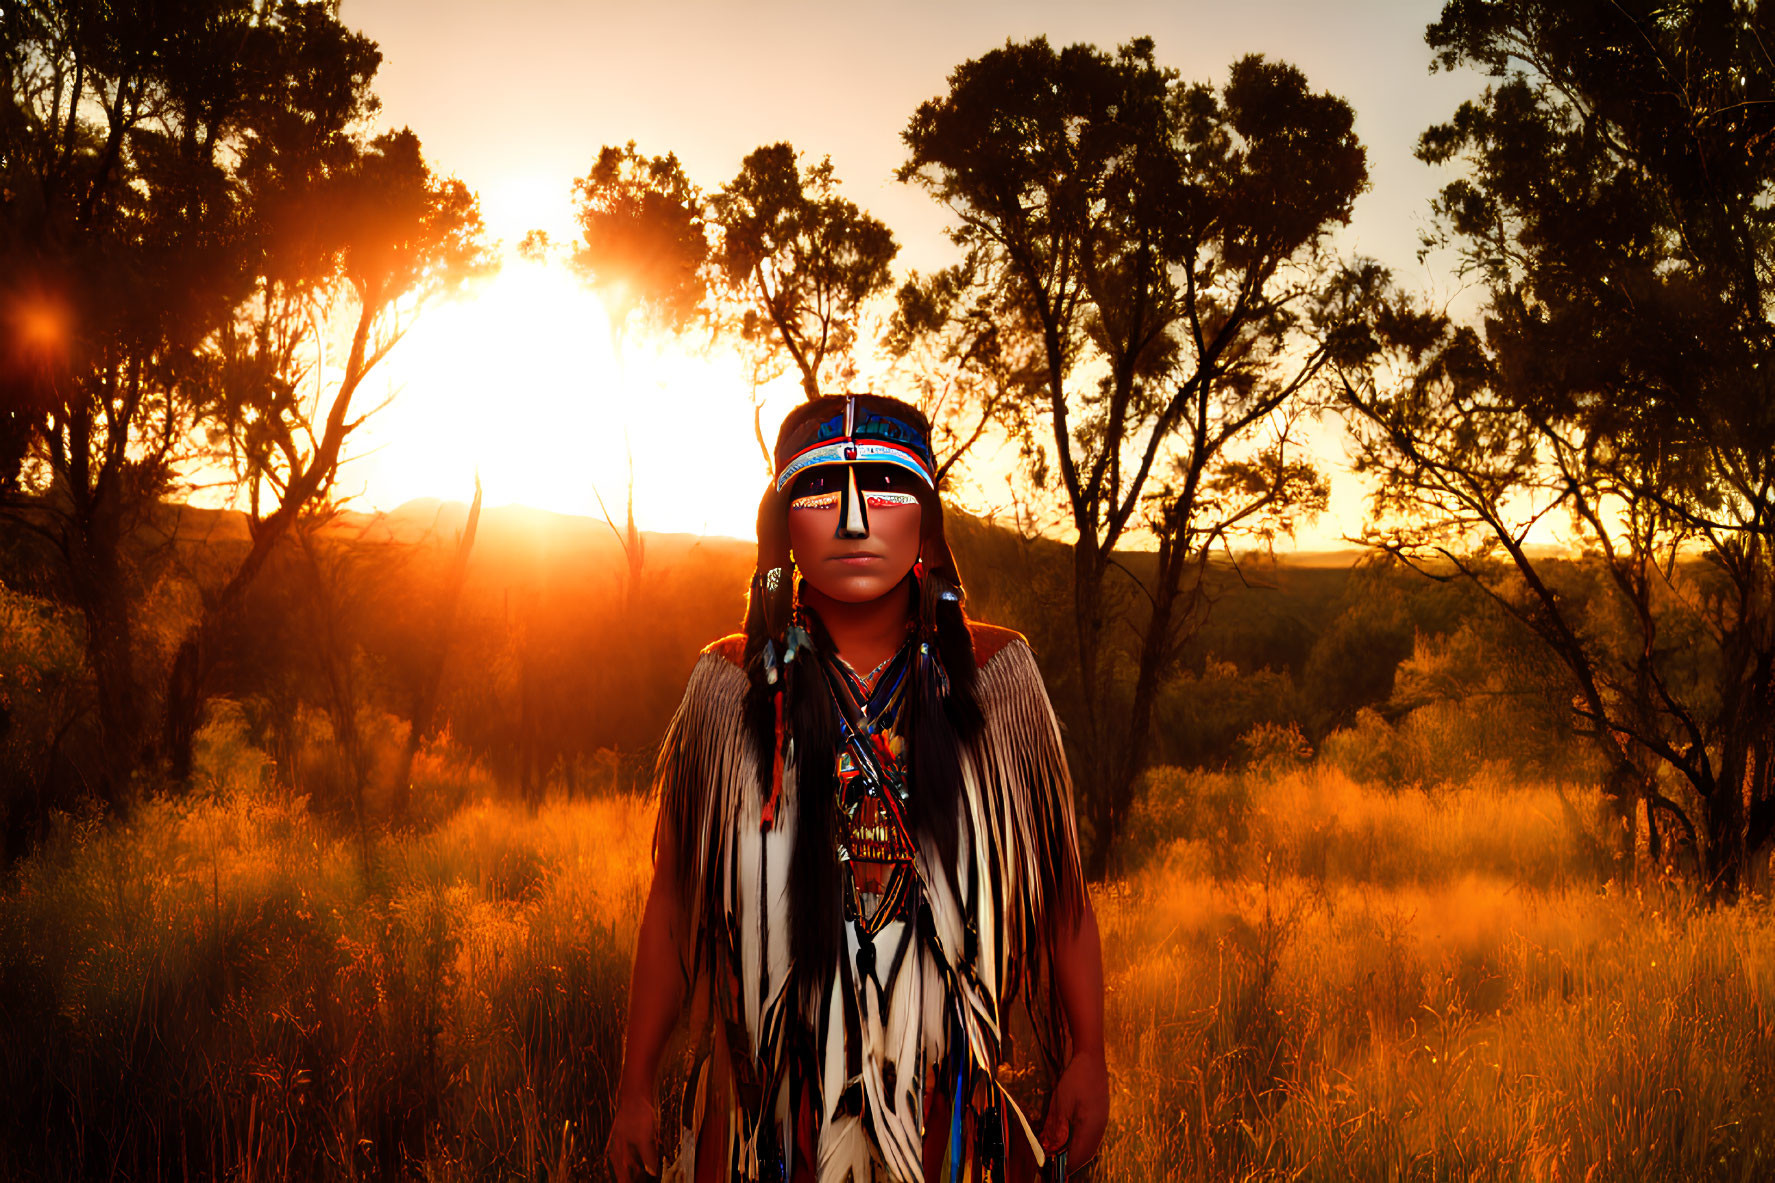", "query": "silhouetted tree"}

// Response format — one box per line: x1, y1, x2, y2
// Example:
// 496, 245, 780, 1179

390, 478, 482, 822
573, 142, 708, 341
571, 143, 710, 610
710, 143, 897, 402
887, 262, 1036, 490
902, 37, 1369, 874
1339, 0, 1775, 894
2, 0, 323, 803
0, 1, 484, 797
163, 124, 486, 778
